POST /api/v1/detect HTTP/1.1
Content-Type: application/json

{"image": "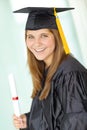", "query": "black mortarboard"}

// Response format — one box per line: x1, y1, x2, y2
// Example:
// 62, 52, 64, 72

14, 7, 74, 54
14, 7, 74, 30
